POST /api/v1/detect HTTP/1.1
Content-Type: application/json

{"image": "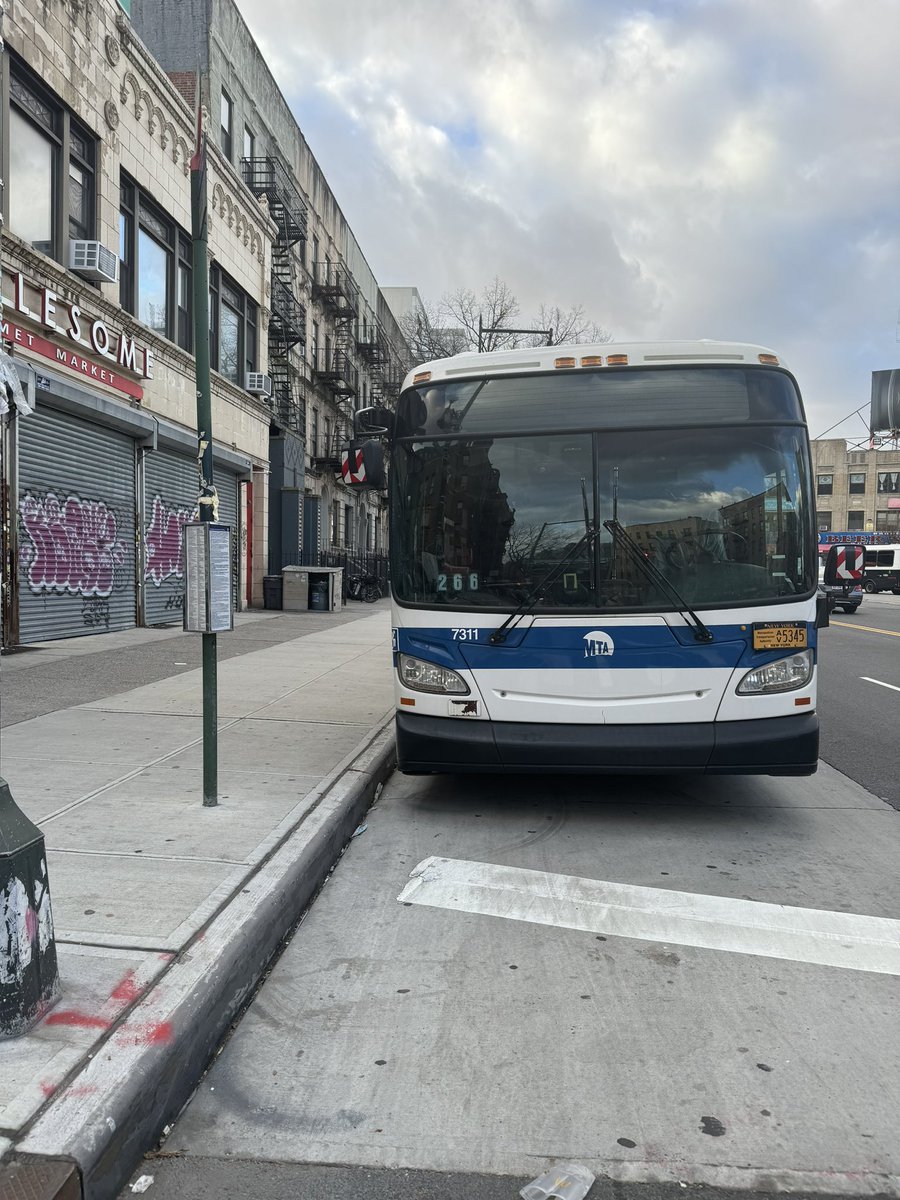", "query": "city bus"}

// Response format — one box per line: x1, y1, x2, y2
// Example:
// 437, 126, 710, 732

384, 341, 821, 776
